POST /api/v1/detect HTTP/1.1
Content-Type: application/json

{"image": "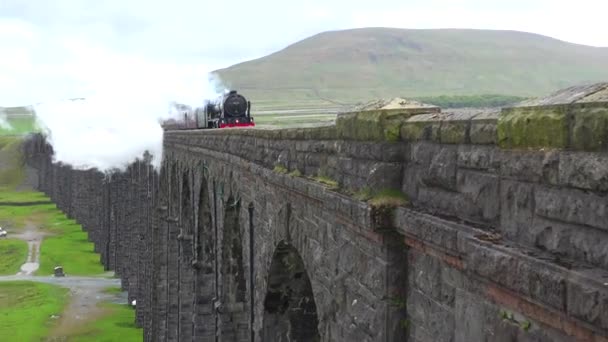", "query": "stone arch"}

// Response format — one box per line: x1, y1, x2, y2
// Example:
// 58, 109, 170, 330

178, 170, 194, 341
192, 175, 216, 339
220, 194, 248, 338
262, 240, 320, 342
